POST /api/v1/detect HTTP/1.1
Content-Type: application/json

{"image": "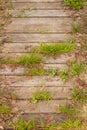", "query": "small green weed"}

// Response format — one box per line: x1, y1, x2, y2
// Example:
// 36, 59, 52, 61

71, 87, 87, 103
10, 119, 36, 130
58, 119, 81, 129
72, 23, 81, 33
64, 0, 84, 10
38, 42, 76, 55
27, 68, 46, 76
17, 54, 43, 66
49, 68, 58, 77
0, 104, 10, 114
70, 62, 86, 76
31, 91, 52, 104
28, 8, 34, 11
59, 69, 69, 82
59, 105, 74, 115
0, 58, 16, 65
3, 13, 11, 19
